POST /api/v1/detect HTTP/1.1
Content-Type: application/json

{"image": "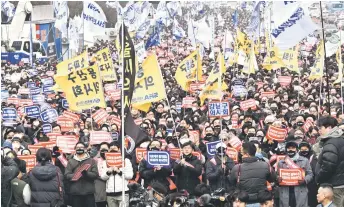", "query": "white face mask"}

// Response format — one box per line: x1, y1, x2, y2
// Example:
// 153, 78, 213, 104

12, 142, 21, 149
